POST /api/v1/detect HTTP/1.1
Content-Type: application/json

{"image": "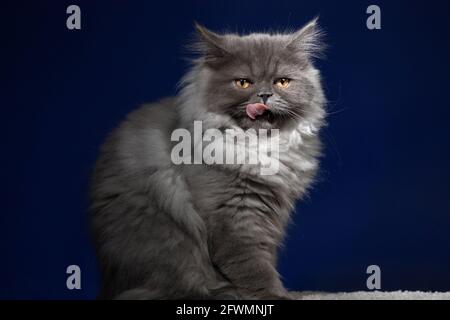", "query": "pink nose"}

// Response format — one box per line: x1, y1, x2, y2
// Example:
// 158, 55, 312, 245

246, 103, 268, 120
